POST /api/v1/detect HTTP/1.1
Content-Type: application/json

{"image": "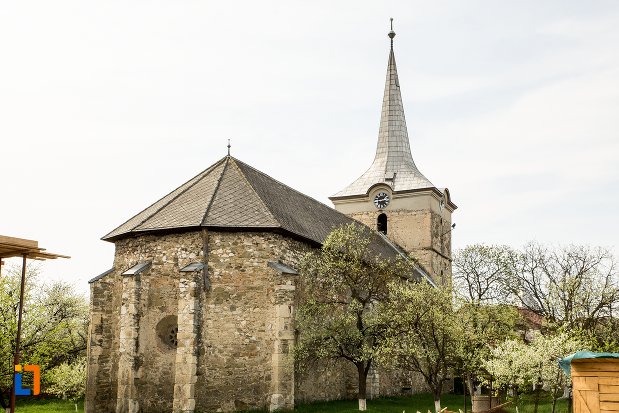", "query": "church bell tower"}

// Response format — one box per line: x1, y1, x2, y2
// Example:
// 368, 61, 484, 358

330, 22, 457, 284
